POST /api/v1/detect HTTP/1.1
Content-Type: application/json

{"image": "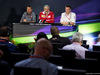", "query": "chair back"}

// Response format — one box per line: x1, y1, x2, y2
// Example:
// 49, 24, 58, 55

58, 68, 86, 75
58, 48, 75, 59
14, 66, 41, 75
93, 45, 100, 51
